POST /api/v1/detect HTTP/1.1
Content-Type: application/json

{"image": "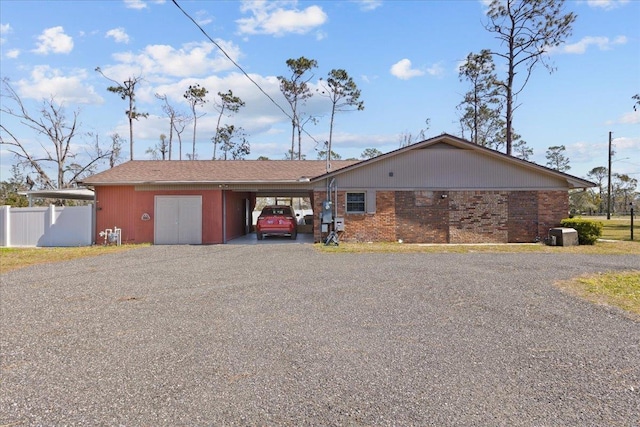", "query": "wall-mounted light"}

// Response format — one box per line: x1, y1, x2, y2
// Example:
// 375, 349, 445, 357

441, 194, 448, 199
